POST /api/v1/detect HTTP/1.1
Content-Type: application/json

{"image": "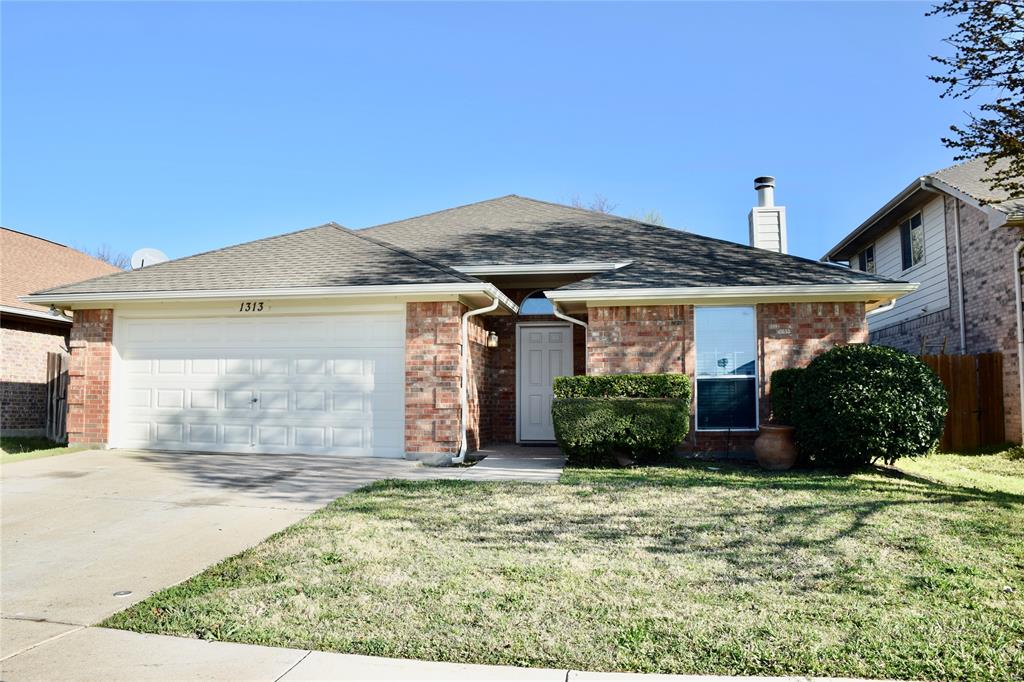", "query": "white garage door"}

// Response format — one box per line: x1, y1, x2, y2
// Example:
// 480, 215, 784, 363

113, 310, 405, 457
